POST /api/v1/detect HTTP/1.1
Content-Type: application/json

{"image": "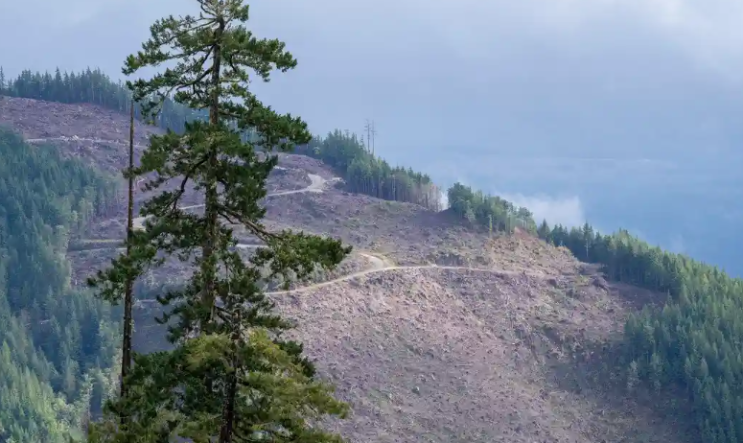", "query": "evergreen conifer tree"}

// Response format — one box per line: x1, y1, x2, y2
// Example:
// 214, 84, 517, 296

86, 0, 352, 441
